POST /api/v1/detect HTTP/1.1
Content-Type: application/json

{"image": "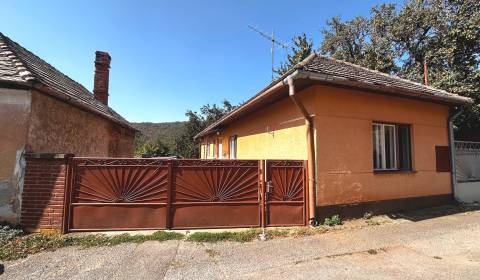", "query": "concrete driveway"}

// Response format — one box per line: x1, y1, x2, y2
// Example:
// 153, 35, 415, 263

2, 208, 480, 280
